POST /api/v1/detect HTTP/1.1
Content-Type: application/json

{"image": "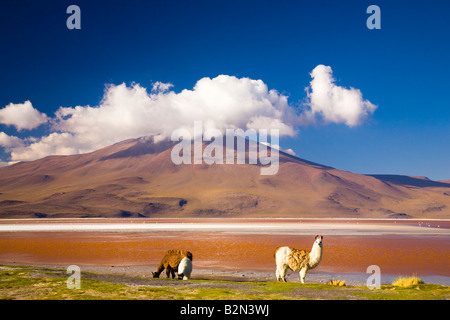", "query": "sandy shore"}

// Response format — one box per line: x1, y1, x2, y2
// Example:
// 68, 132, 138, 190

0, 218, 449, 285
